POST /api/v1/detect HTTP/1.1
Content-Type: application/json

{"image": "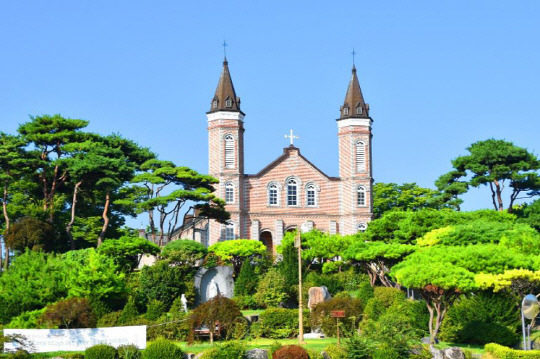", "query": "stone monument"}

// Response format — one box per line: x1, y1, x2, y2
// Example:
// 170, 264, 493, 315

193, 266, 234, 304
308, 286, 332, 311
